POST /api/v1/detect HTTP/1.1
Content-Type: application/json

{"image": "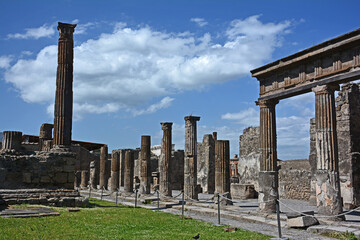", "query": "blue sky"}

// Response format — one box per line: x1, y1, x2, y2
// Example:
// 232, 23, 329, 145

0, 0, 359, 160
